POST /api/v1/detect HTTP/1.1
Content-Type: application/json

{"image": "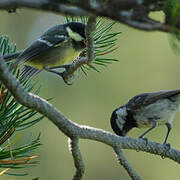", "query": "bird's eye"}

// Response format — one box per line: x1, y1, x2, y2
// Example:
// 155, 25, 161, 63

83, 40, 87, 45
